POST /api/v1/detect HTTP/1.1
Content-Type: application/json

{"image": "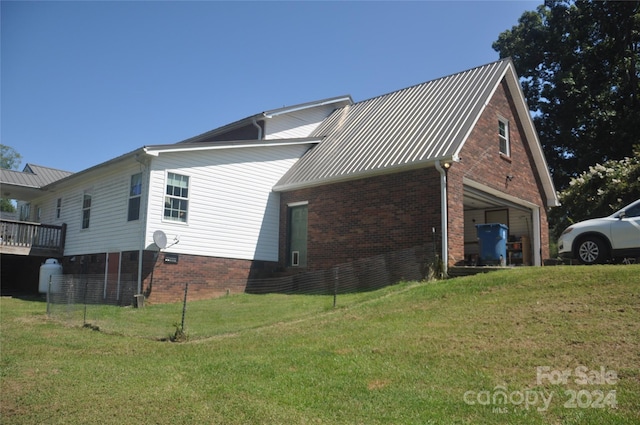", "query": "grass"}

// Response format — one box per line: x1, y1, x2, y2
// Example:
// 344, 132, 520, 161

1, 265, 639, 424
45, 287, 396, 340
